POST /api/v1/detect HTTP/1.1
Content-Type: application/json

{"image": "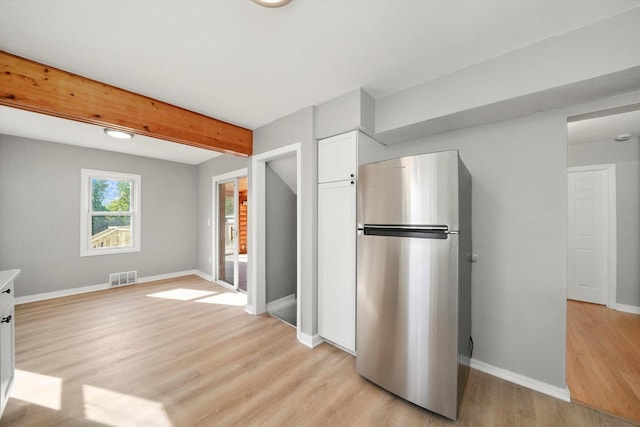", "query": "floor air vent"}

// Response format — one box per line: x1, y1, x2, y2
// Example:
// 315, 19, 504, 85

109, 271, 137, 288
